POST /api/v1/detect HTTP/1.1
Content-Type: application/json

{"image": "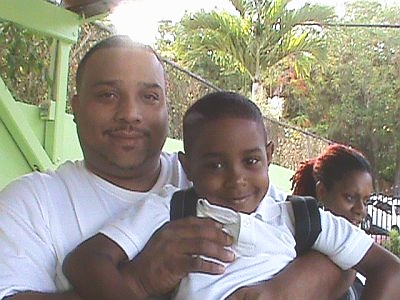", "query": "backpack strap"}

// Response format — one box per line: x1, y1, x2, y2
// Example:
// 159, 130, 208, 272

288, 195, 322, 255
170, 188, 198, 221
